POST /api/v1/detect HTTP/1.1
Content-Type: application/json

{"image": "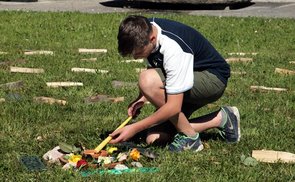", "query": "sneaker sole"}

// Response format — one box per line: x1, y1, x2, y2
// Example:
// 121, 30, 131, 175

194, 144, 204, 152
230, 106, 241, 142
